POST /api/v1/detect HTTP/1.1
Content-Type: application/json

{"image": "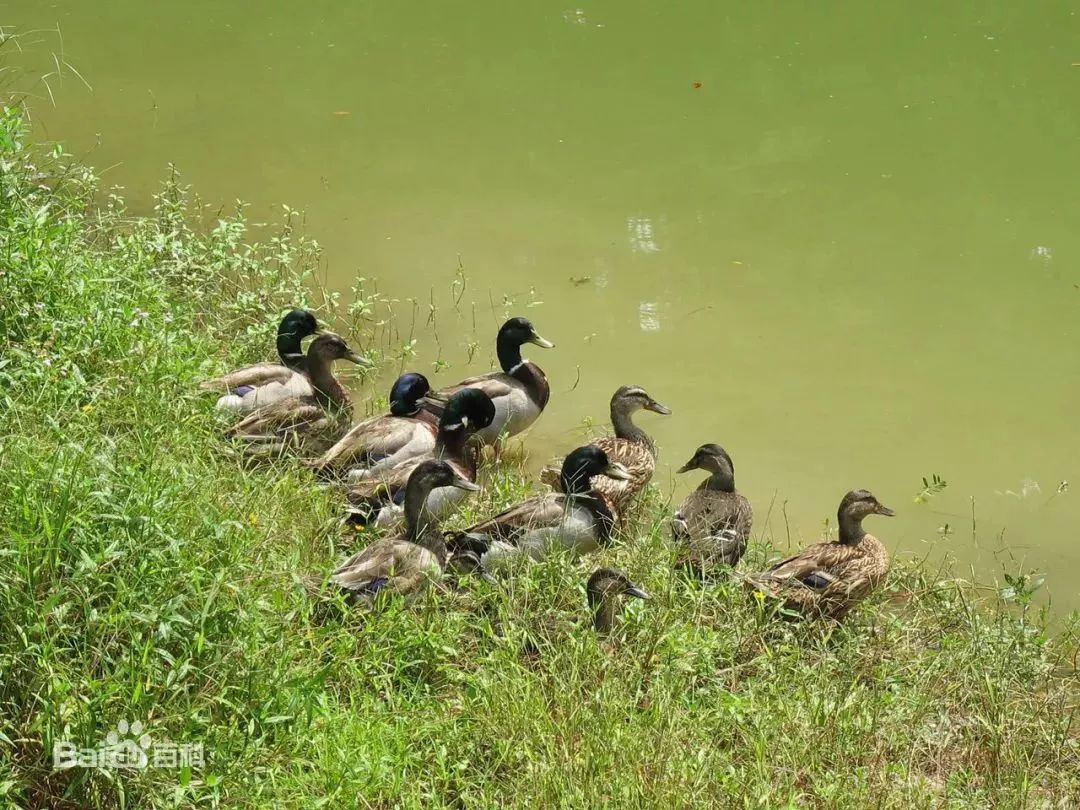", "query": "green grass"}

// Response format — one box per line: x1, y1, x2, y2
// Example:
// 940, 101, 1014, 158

0, 106, 1077, 809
